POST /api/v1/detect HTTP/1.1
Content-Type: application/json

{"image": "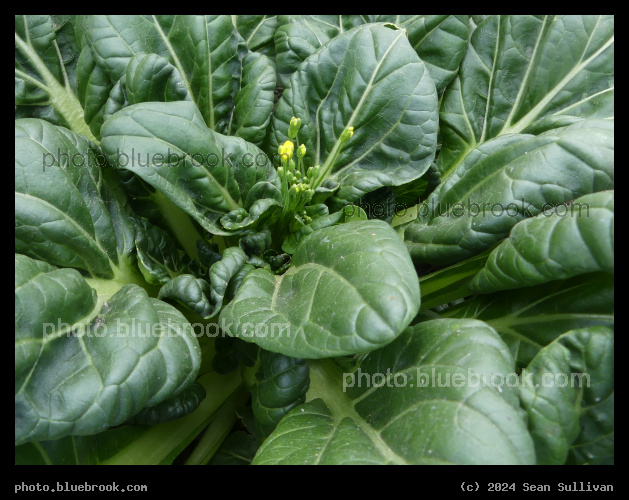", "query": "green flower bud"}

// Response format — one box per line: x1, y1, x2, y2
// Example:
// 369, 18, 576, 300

340, 126, 354, 144
297, 144, 306, 158
288, 159, 296, 172
288, 117, 302, 139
